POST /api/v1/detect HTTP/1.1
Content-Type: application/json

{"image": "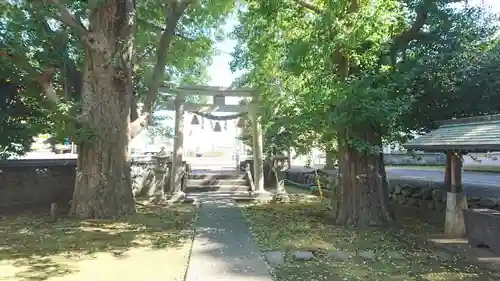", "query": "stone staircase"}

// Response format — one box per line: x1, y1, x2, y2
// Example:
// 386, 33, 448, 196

184, 170, 251, 194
